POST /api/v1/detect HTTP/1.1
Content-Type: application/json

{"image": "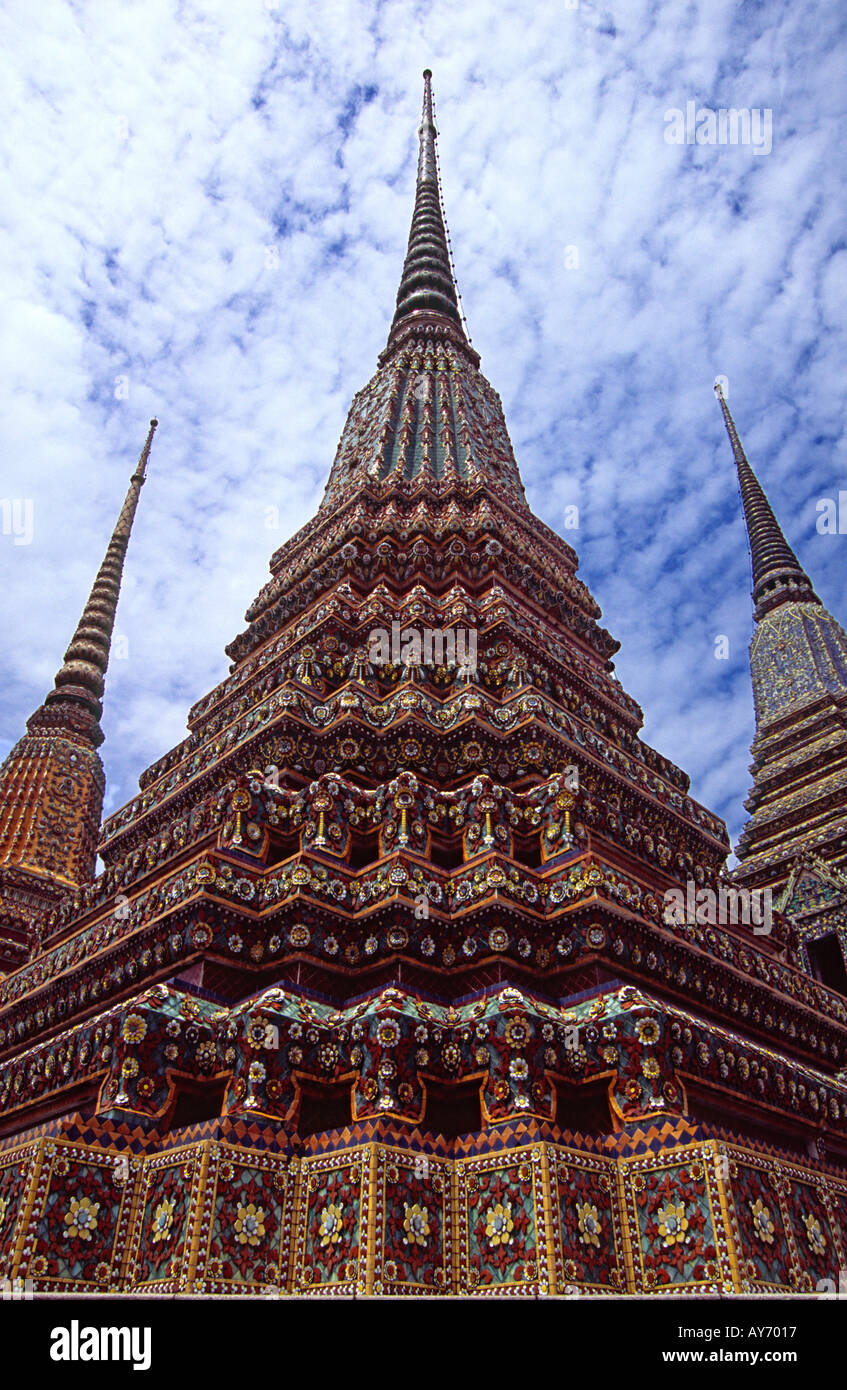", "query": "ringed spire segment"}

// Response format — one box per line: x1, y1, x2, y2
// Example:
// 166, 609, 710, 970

47, 418, 158, 725
389, 70, 465, 342
714, 382, 819, 621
